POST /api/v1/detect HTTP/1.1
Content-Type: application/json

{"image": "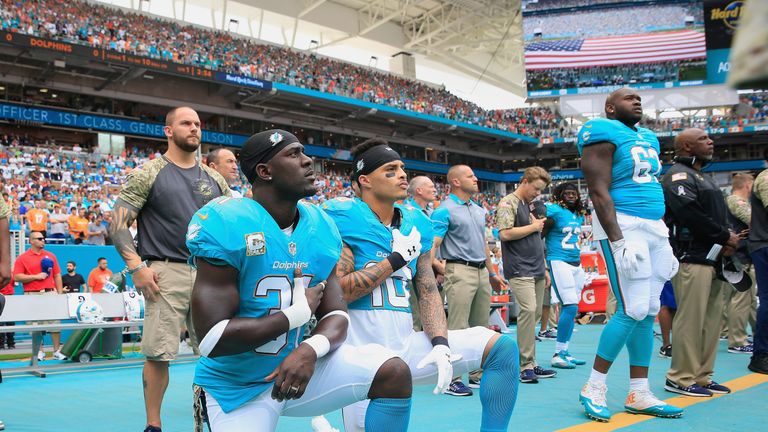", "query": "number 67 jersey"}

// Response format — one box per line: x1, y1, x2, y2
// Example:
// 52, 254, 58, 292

186, 196, 342, 414
577, 118, 665, 221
